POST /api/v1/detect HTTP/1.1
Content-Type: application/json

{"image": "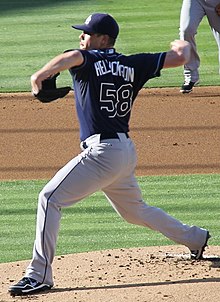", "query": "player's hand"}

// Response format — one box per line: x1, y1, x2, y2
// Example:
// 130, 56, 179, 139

31, 73, 71, 103
170, 40, 190, 53
170, 40, 191, 63
163, 40, 191, 68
